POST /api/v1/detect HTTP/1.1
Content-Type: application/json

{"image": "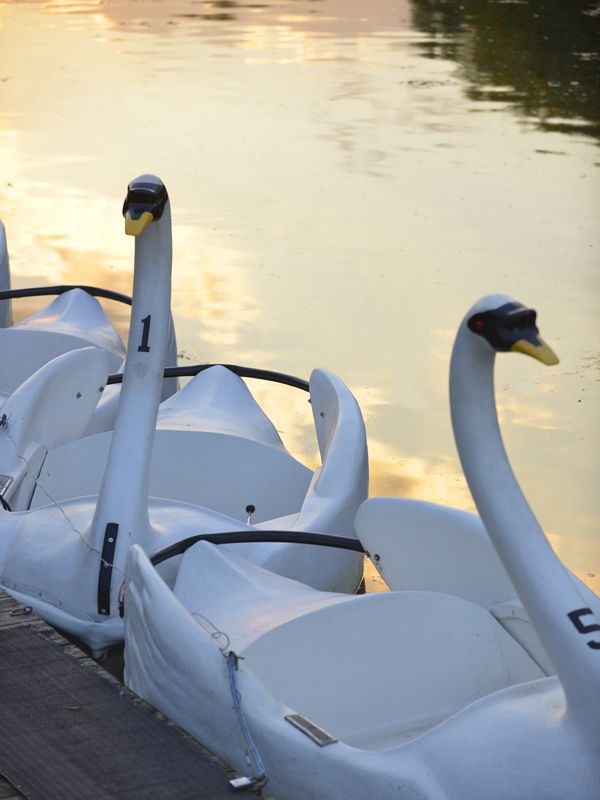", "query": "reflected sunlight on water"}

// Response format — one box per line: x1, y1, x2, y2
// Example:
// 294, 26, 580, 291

0, 0, 598, 591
